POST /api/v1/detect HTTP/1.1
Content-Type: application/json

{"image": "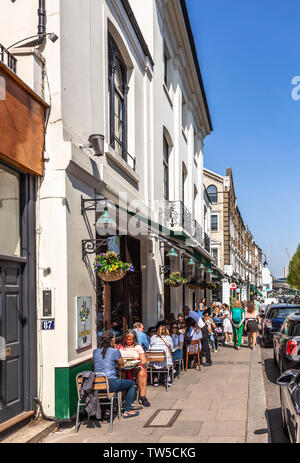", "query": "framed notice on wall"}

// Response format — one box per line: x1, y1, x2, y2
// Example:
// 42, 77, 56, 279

76, 297, 92, 349
157, 294, 164, 321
